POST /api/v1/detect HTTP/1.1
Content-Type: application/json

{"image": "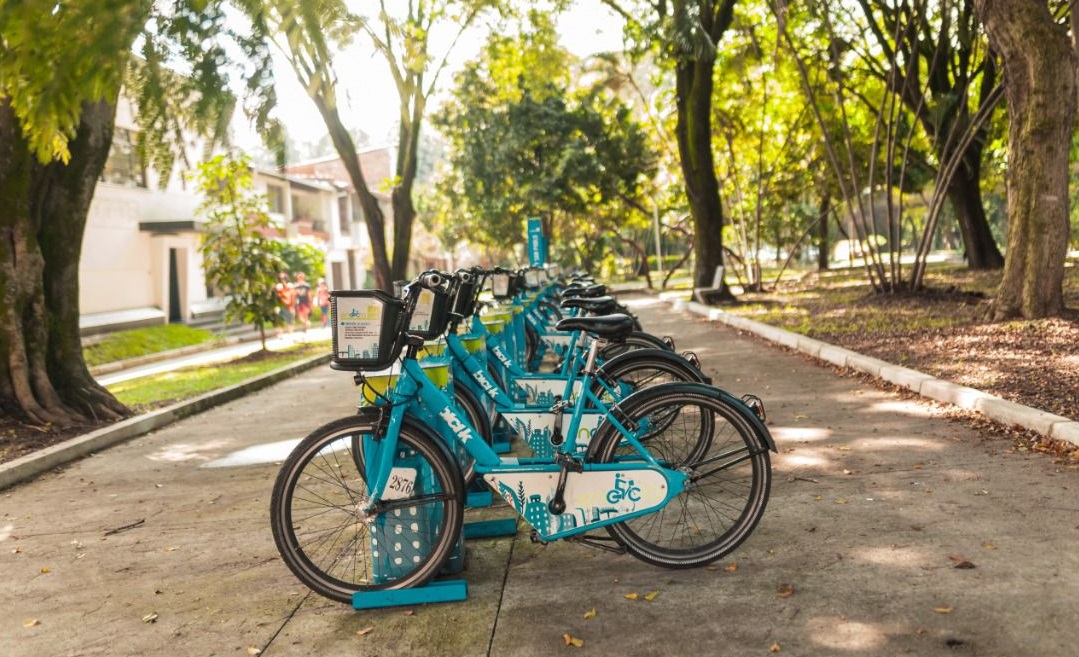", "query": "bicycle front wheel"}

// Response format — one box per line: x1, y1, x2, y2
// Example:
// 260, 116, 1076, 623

270, 413, 464, 603
591, 385, 772, 569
